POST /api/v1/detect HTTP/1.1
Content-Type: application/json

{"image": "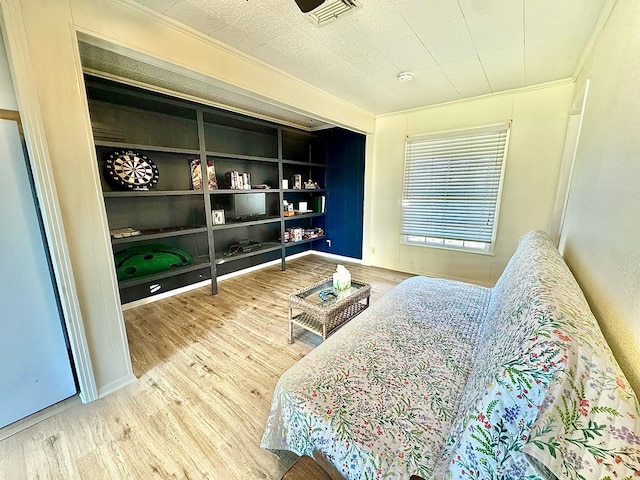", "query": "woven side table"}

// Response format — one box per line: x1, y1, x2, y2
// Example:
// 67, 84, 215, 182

288, 277, 371, 343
